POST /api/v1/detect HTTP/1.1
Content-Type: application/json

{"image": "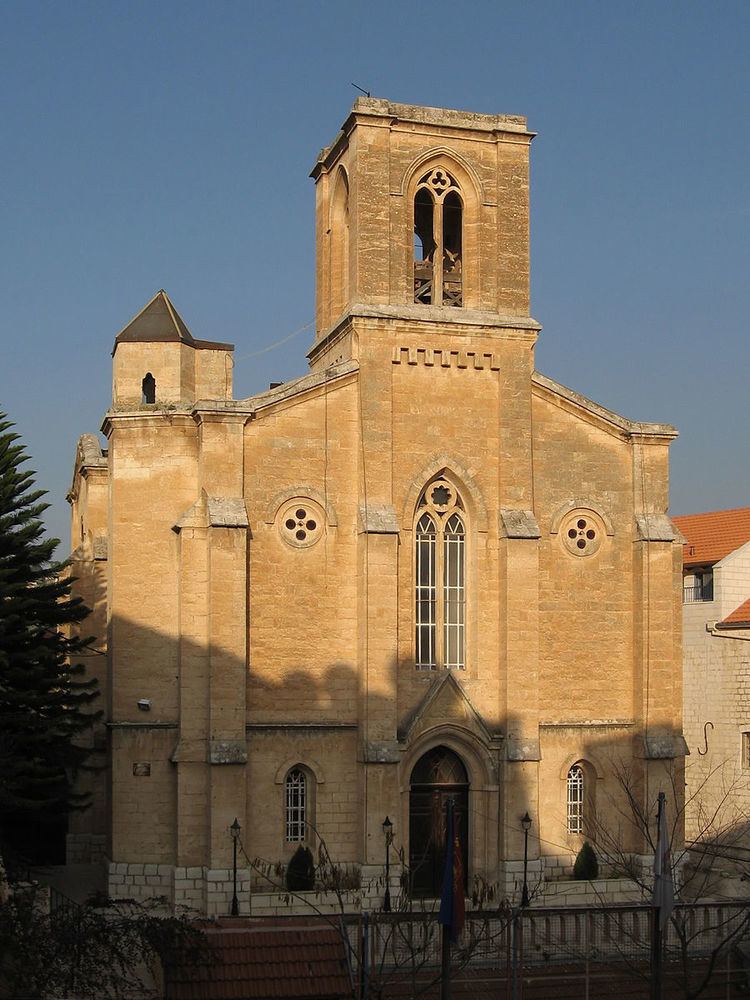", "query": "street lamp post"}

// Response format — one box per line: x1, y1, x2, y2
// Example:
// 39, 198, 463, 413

512, 812, 533, 1000
382, 816, 393, 912
521, 812, 532, 907
230, 817, 241, 916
